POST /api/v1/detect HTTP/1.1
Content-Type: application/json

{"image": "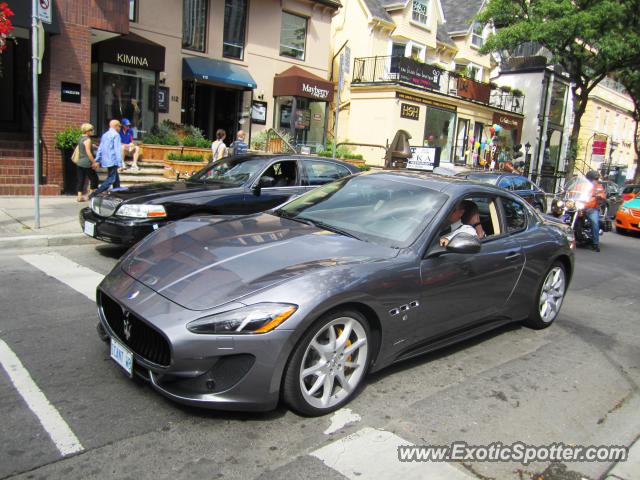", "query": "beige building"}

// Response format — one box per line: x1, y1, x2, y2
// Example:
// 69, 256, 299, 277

330, 0, 524, 167
577, 78, 637, 182
90, 0, 340, 149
